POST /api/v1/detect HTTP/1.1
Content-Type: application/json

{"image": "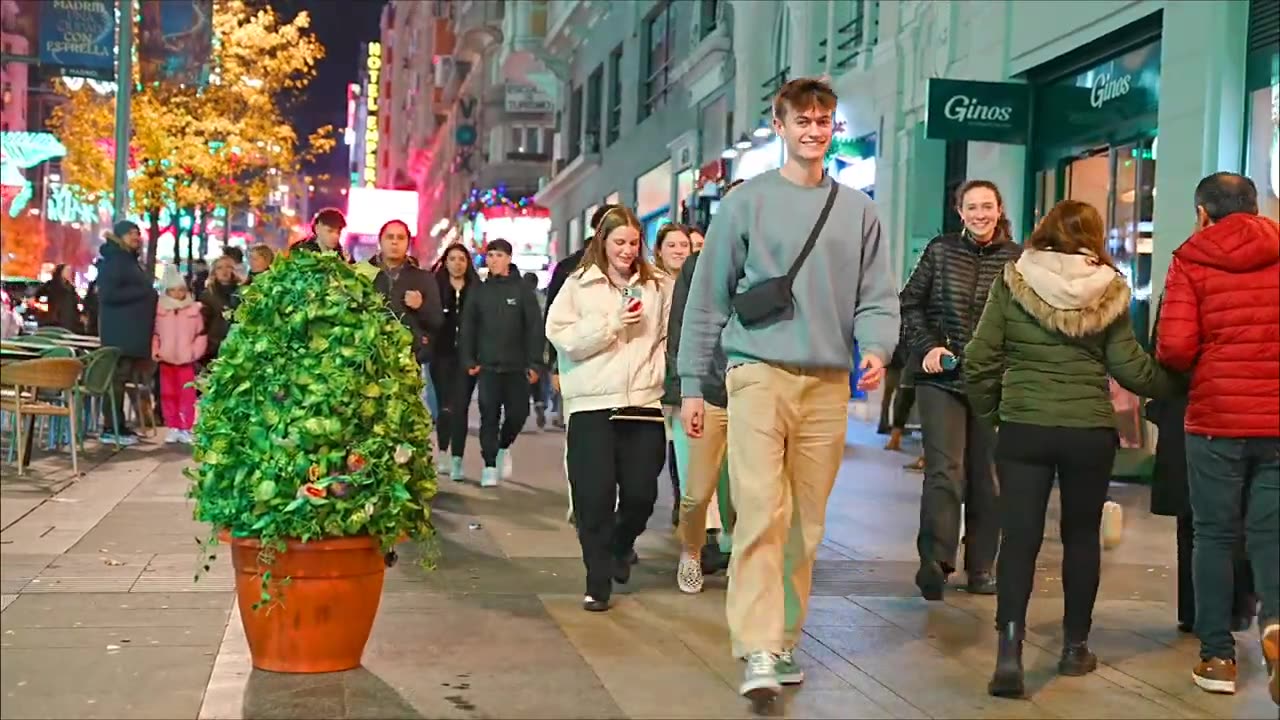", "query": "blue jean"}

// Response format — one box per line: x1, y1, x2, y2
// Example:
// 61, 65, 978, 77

1186, 434, 1280, 660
